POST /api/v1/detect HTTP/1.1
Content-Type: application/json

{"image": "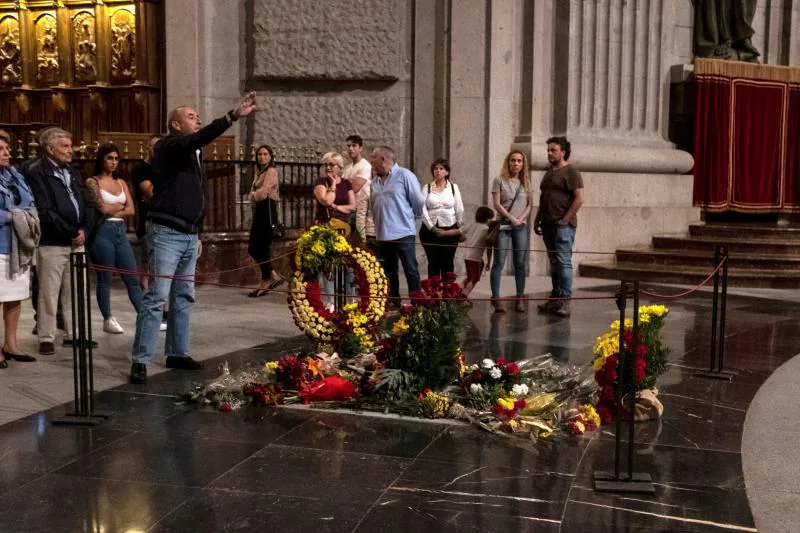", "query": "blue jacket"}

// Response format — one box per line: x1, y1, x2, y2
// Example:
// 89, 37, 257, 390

0, 165, 35, 255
